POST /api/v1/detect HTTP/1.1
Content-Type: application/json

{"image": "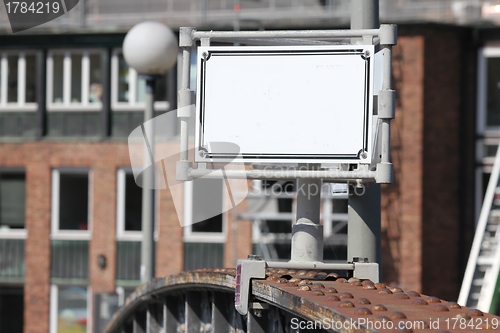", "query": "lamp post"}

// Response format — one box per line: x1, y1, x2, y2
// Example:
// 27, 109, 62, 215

123, 21, 178, 283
